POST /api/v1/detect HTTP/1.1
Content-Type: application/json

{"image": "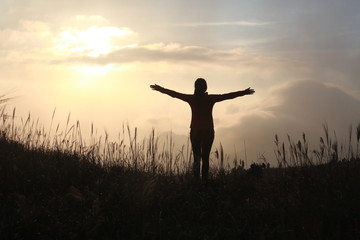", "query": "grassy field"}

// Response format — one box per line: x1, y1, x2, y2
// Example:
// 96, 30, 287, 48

1, 103, 360, 239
